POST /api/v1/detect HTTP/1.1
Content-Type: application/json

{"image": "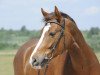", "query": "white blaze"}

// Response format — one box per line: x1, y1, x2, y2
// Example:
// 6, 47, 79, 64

29, 23, 51, 64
